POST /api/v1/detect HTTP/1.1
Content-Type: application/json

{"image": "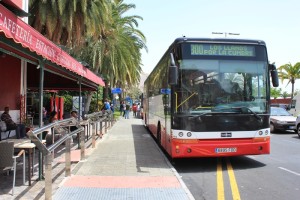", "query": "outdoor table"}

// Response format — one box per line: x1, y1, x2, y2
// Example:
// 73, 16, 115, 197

7, 139, 36, 186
